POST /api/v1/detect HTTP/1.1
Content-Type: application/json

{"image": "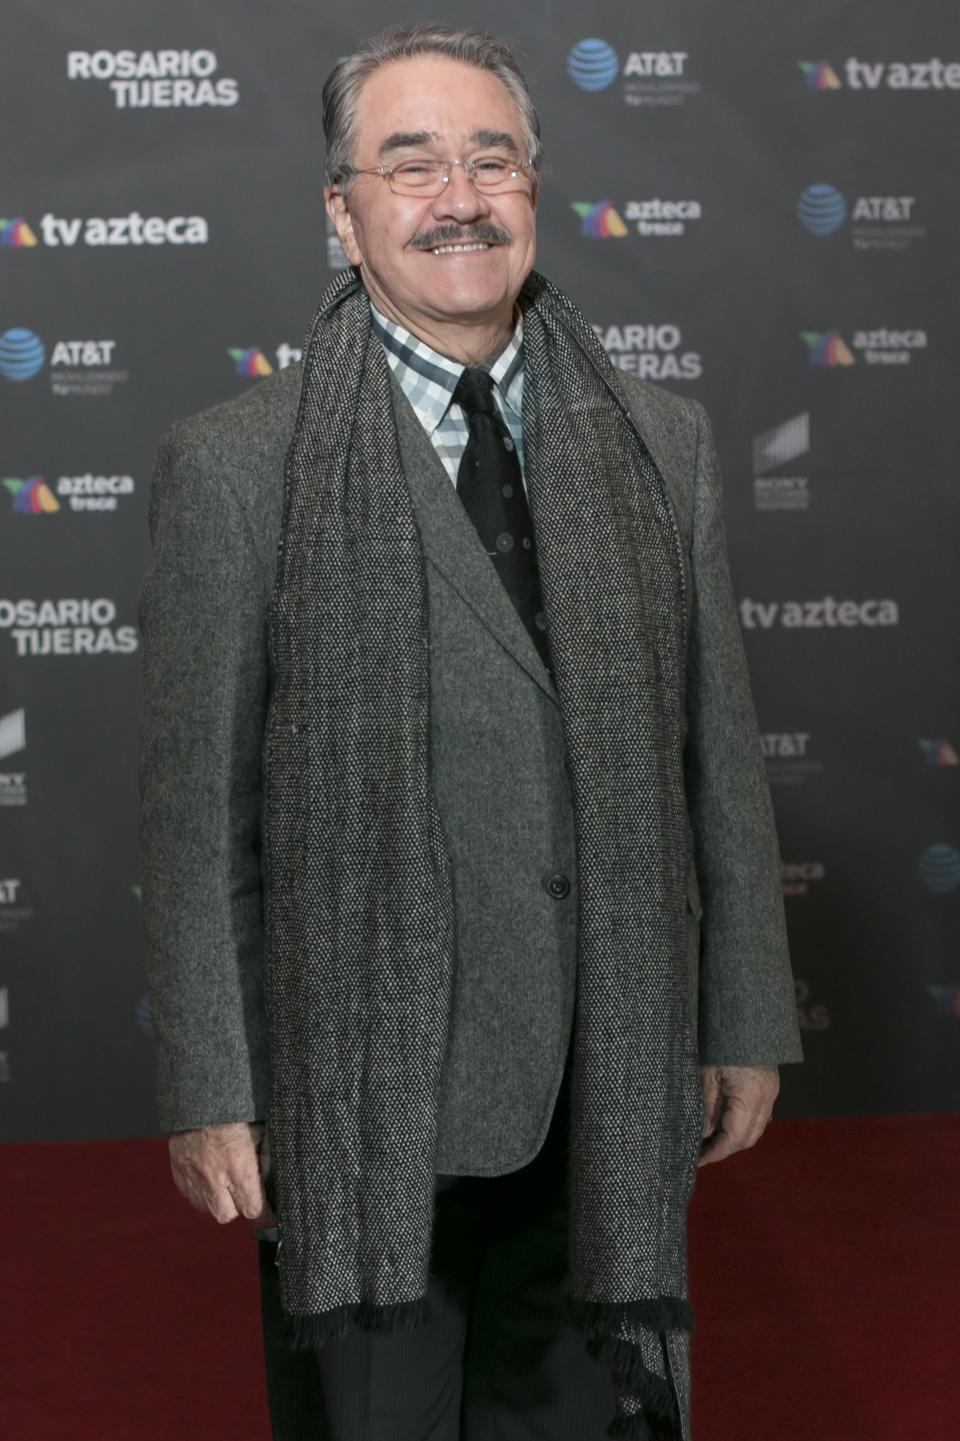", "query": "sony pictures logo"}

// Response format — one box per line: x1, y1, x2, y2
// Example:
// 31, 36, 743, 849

0, 707, 27, 807
566, 38, 700, 106
753, 413, 810, 512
